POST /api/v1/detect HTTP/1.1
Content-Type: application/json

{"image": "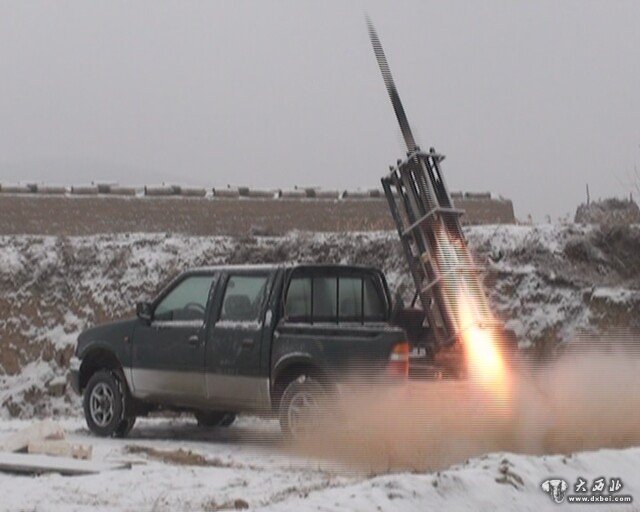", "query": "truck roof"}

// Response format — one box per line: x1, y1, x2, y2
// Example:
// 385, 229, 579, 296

186, 263, 383, 273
